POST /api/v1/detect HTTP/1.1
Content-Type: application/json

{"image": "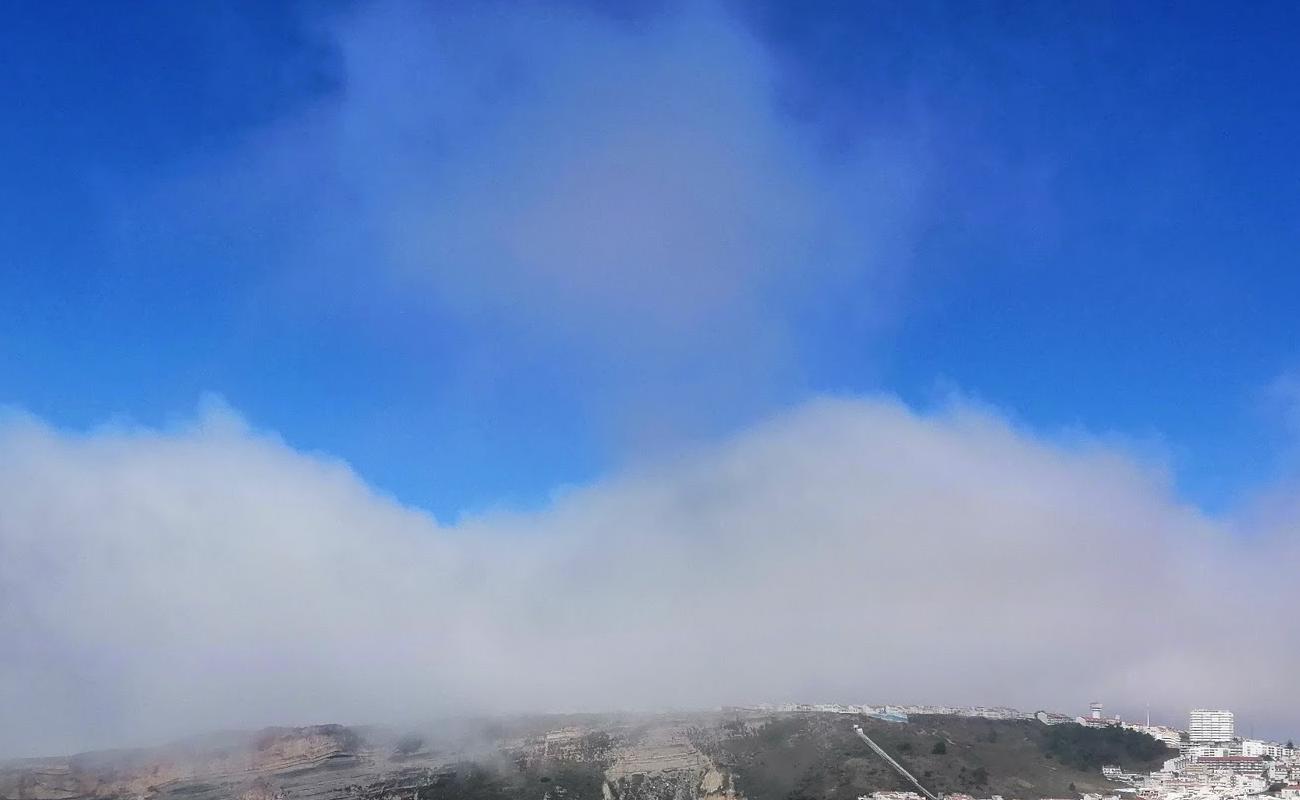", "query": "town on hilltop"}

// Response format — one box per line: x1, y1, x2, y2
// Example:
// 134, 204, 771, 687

746, 702, 1297, 800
